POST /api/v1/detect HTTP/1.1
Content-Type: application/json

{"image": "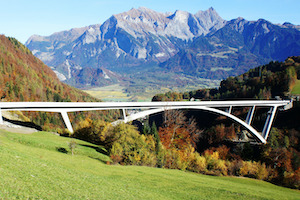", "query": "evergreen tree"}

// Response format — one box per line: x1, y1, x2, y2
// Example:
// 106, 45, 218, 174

151, 122, 160, 145
142, 121, 151, 135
